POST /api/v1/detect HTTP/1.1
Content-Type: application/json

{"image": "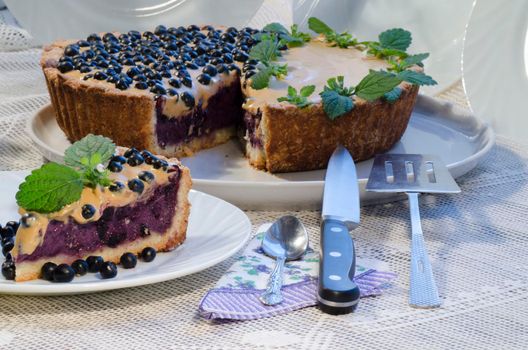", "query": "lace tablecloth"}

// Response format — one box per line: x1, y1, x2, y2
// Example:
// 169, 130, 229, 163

0, 7, 527, 350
